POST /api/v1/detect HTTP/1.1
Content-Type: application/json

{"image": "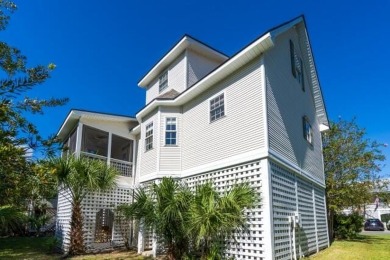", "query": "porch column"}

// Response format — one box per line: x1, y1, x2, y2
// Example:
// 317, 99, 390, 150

75, 123, 83, 157
137, 222, 145, 254
152, 231, 157, 257
107, 132, 112, 165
